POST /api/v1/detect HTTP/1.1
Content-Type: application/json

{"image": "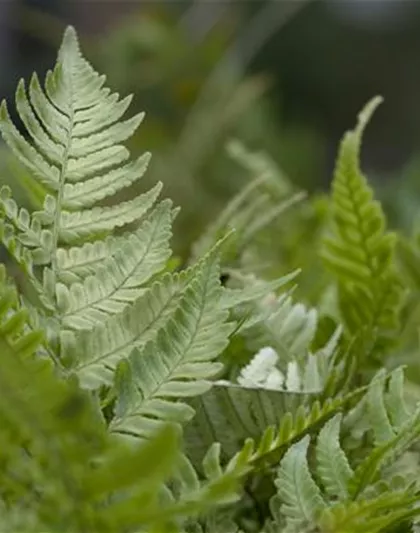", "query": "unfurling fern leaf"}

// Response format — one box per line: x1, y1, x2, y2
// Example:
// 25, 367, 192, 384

321, 97, 404, 356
